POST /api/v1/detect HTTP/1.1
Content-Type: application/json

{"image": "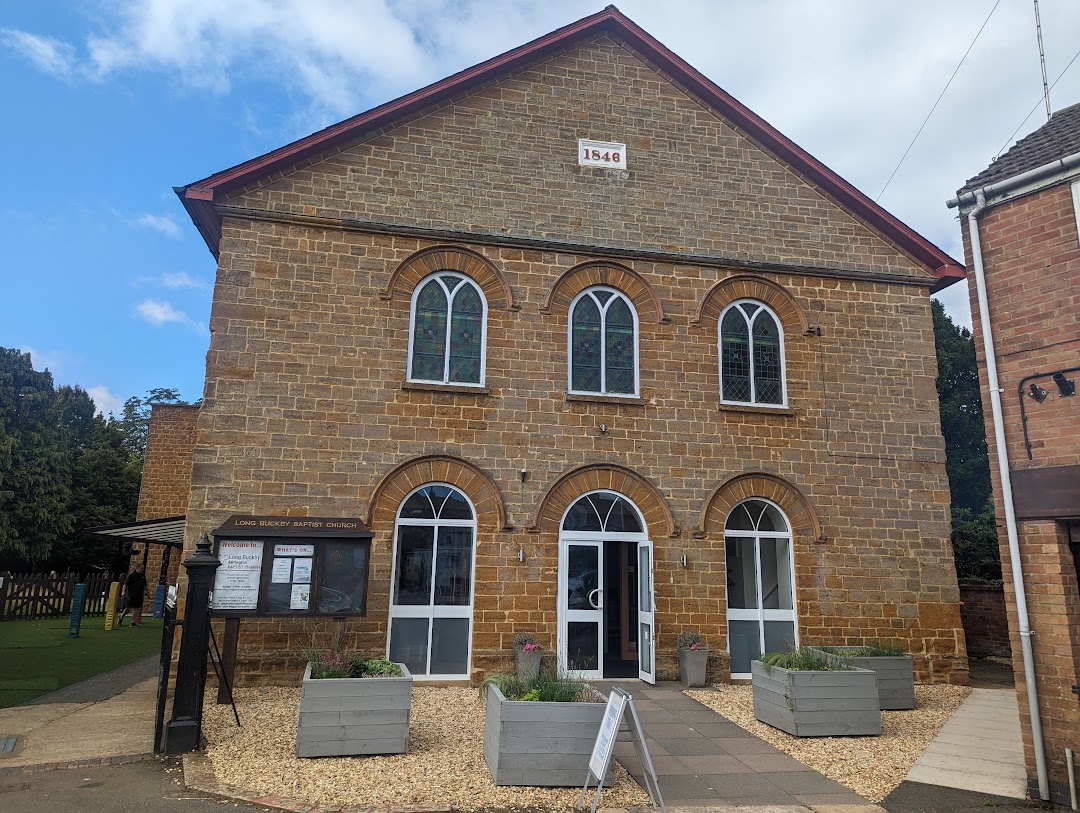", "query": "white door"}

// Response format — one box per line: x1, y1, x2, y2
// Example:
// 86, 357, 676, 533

636, 540, 656, 683
561, 540, 604, 679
